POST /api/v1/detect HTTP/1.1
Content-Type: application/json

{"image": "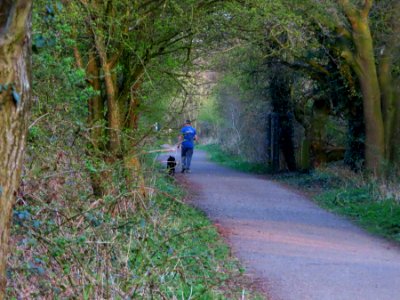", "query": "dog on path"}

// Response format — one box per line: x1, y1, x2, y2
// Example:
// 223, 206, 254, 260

167, 156, 177, 175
